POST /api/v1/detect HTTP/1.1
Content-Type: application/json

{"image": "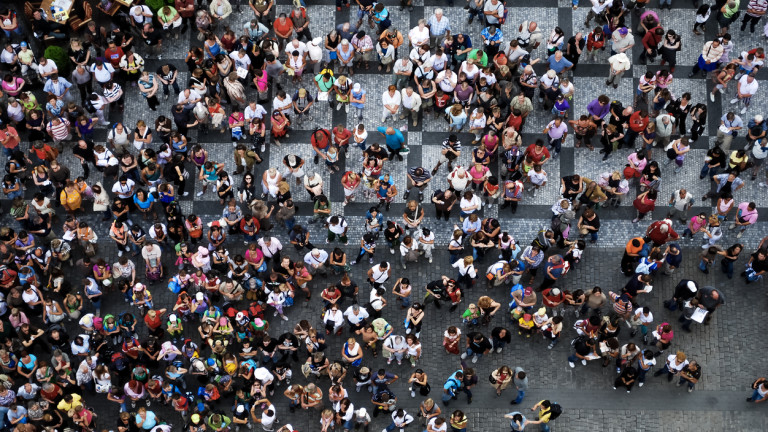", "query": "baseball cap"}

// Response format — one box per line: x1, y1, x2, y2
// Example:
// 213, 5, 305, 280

19, 41, 27, 47
618, 27, 628, 35
687, 281, 697, 292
